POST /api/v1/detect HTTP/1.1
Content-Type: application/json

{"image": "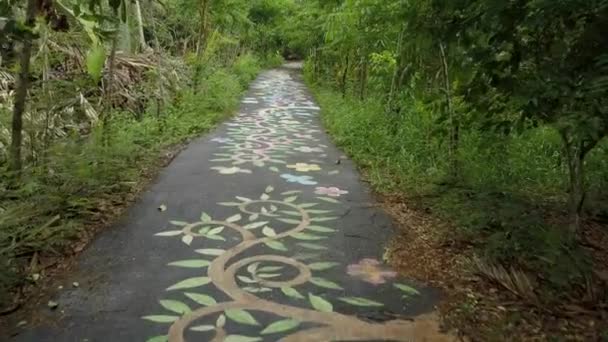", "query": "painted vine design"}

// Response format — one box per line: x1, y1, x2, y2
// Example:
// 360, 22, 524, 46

144, 186, 425, 342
